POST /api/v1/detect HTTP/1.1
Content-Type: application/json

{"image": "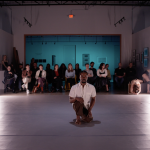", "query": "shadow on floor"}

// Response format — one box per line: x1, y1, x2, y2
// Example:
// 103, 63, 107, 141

70, 119, 101, 127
